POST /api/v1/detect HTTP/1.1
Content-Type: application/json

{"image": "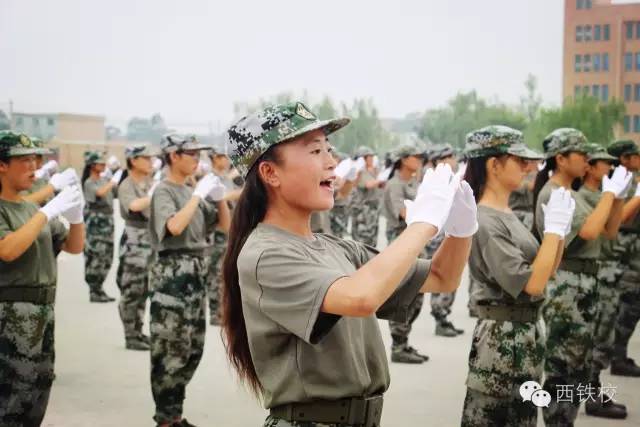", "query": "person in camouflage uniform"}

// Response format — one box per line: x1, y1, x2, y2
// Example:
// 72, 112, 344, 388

577, 144, 629, 418
115, 145, 160, 351
607, 140, 640, 377
534, 129, 629, 424
148, 133, 230, 426
20, 137, 56, 206
382, 143, 430, 364
350, 146, 383, 247
0, 131, 84, 427
460, 126, 553, 427
329, 151, 351, 237
428, 144, 464, 337
82, 150, 121, 302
